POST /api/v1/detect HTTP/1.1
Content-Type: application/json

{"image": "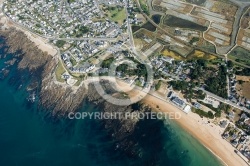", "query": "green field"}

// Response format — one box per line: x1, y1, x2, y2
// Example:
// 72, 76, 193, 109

55, 40, 66, 48
229, 46, 250, 66
55, 61, 66, 82
107, 7, 126, 25
139, 0, 150, 15
199, 40, 216, 53
70, 58, 77, 66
